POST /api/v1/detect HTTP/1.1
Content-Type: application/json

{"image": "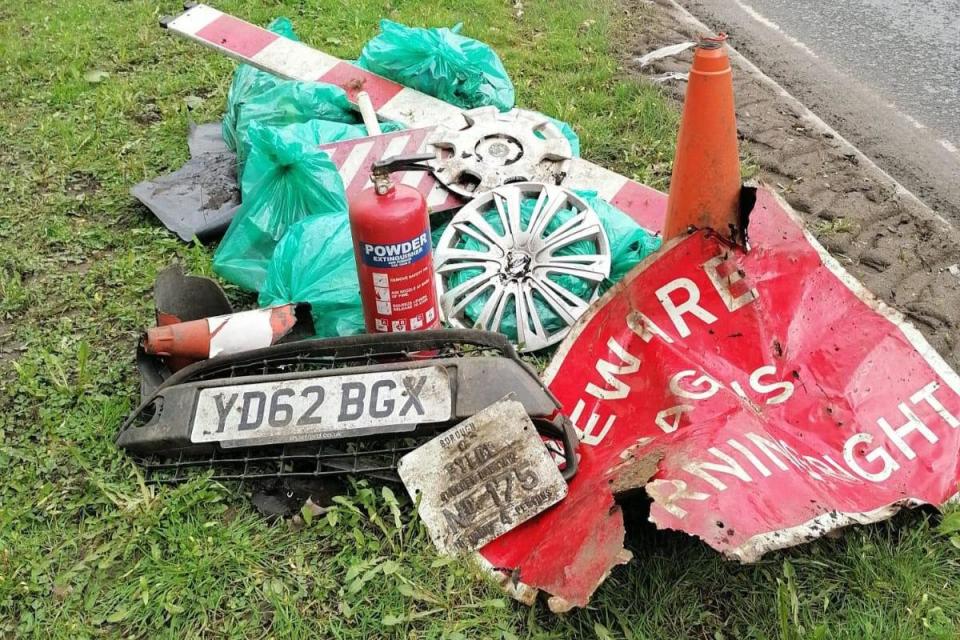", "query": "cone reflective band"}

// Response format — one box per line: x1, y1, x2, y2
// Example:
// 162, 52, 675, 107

143, 304, 300, 360
663, 35, 742, 241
